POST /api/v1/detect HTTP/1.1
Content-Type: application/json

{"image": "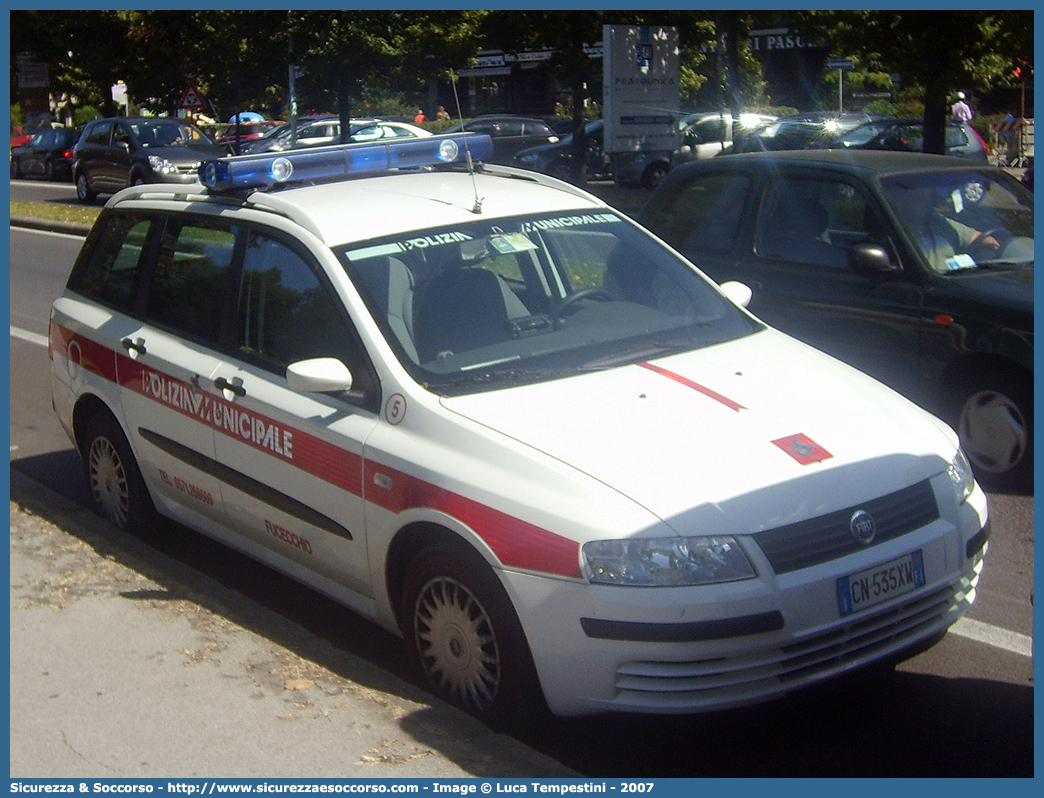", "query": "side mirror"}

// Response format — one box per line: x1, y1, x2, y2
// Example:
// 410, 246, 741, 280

719, 280, 753, 308
848, 243, 901, 274
286, 357, 354, 393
